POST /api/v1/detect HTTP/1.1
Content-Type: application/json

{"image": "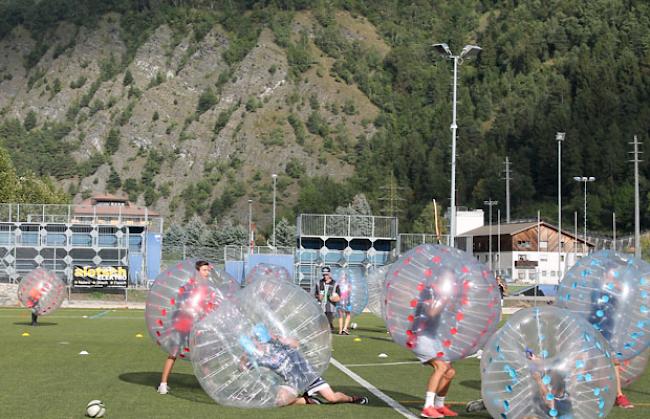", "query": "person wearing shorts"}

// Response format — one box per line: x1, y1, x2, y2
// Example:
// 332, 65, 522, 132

315, 267, 340, 331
